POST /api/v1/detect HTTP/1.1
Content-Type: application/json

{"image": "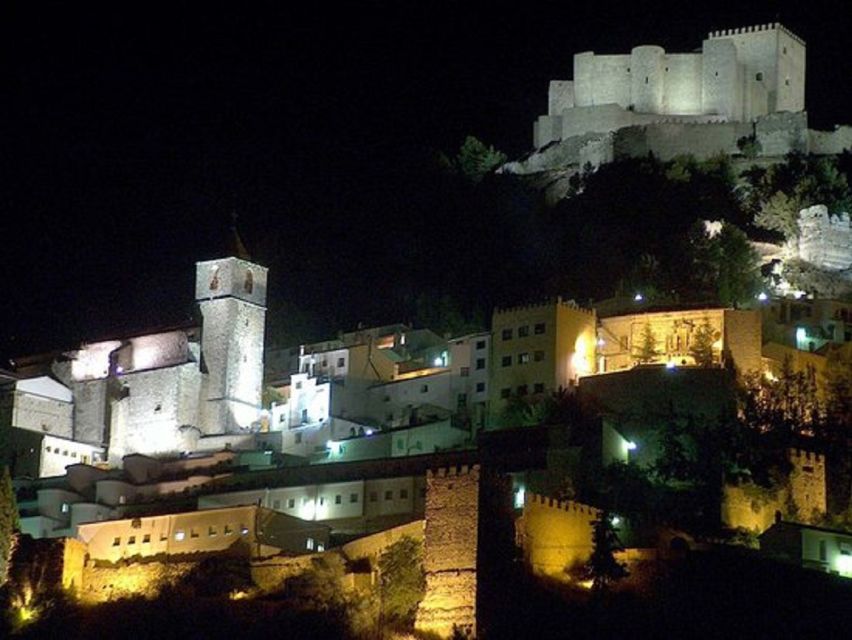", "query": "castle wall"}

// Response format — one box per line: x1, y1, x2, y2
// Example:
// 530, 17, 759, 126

631, 46, 665, 114
415, 465, 479, 639
809, 126, 852, 155
797, 205, 852, 272
613, 120, 749, 162
662, 54, 704, 114
548, 80, 574, 115
788, 449, 827, 522
519, 493, 598, 577
722, 309, 763, 375
71, 379, 109, 445
755, 111, 809, 156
